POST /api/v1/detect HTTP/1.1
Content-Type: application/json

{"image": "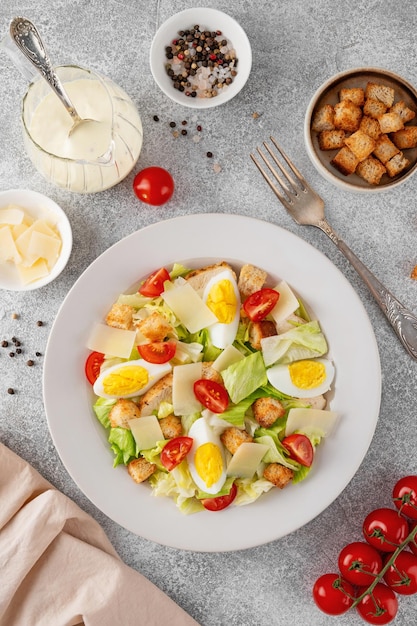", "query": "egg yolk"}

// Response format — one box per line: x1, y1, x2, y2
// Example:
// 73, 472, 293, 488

288, 360, 326, 390
102, 365, 149, 396
206, 279, 237, 324
194, 442, 224, 488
